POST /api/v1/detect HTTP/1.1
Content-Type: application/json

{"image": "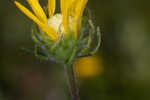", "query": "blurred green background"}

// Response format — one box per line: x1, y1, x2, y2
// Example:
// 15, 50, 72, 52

1, 0, 150, 100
